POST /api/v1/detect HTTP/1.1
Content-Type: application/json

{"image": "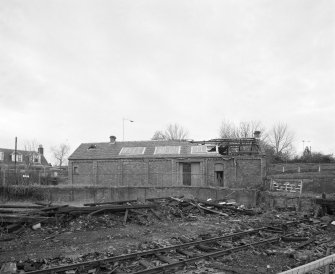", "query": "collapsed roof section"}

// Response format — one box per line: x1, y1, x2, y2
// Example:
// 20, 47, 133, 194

191, 138, 262, 156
